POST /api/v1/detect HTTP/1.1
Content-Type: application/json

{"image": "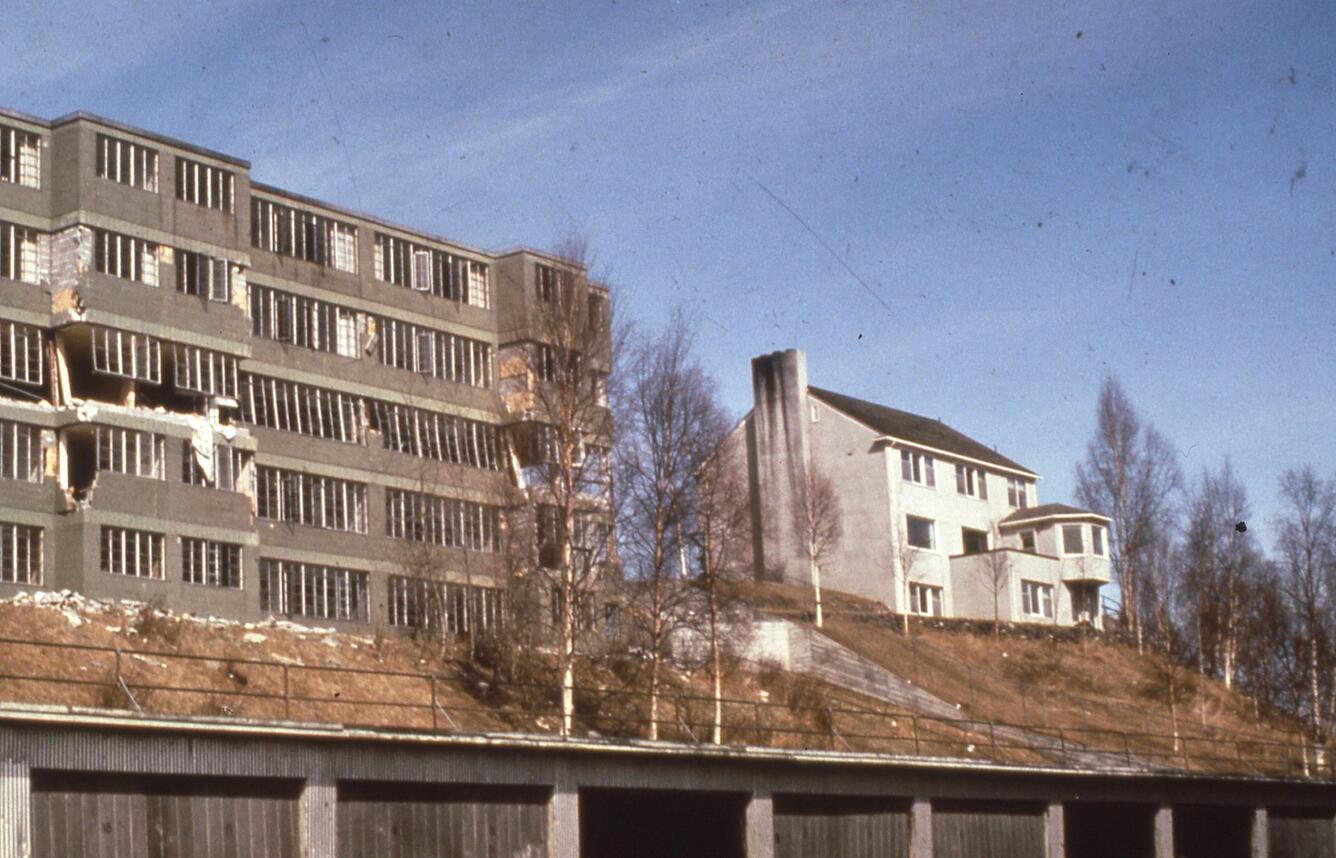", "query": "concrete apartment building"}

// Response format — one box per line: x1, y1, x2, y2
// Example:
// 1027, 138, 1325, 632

735, 350, 1110, 627
0, 108, 610, 631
